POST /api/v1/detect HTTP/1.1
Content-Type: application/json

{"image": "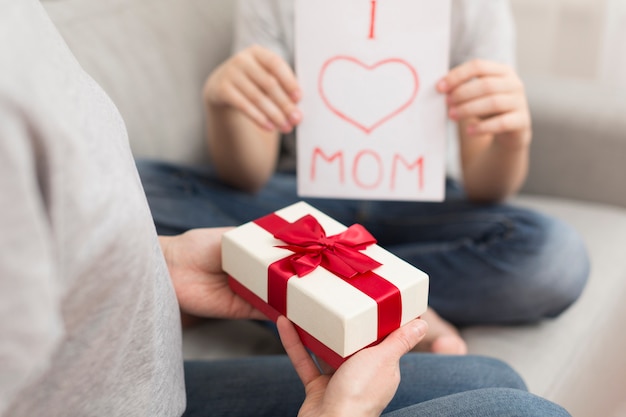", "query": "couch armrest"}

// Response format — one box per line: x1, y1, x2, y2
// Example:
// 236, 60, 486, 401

521, 76, 626, 209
